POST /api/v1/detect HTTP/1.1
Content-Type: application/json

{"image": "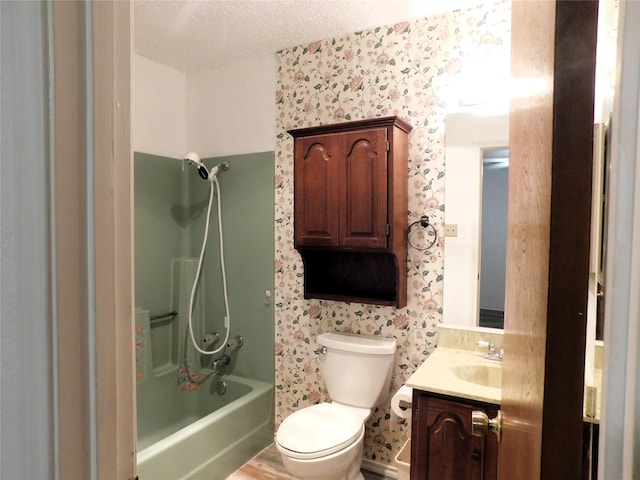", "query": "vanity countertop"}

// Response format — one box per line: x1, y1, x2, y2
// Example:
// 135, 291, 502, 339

407, 325, 602, 423
406, 346, 502, 405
